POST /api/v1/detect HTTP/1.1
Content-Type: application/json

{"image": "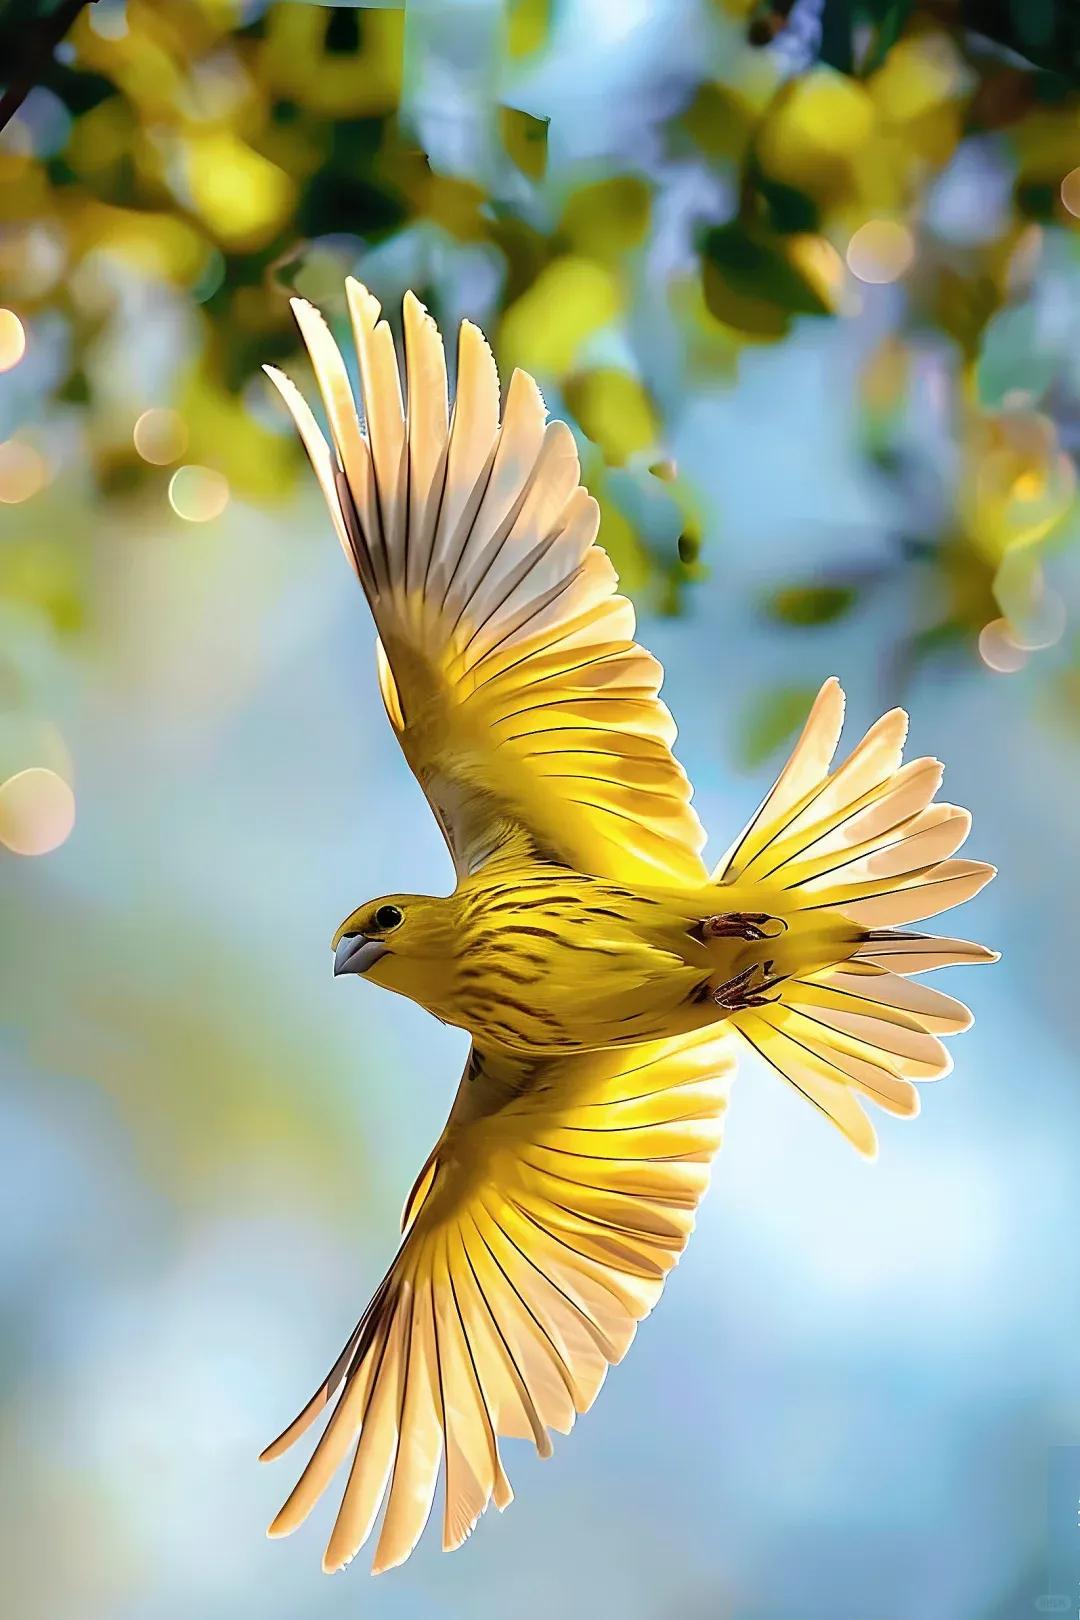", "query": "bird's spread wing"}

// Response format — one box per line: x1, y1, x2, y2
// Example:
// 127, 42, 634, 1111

265, 282, 706, 884
261, 1026, 733, 1572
